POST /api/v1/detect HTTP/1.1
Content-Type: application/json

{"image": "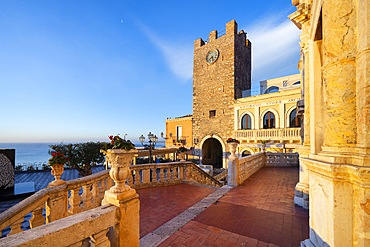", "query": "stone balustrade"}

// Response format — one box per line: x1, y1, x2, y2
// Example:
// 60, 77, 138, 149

234, 127, 301, 142
128, 162, 223, 189
236, 153, 266, 185
0, 159, 222, 241
0, 204, 118, 246
265, 152, 299, 167
0, 170, 112, 237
